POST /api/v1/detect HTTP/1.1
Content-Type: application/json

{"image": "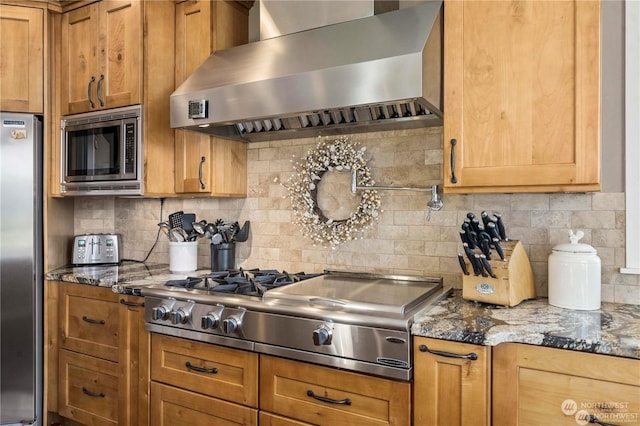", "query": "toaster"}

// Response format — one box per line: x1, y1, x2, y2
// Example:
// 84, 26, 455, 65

72, 233, 120, 265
